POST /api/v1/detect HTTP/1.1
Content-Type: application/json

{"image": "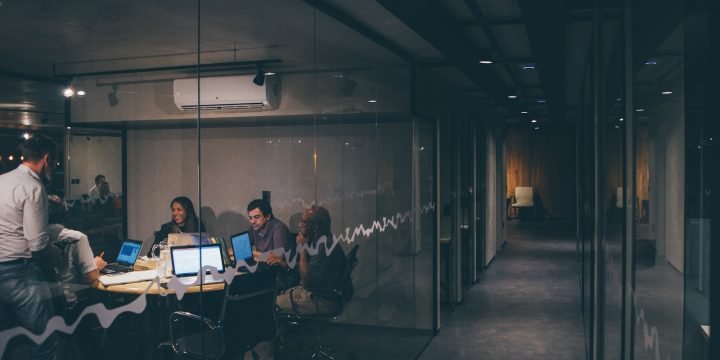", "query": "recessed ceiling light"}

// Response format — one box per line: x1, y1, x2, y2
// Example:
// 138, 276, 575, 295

534, 126, 540, 130
22, 132, 30, 140
263, 71, 276, 76
645, 59, 659, 65
661, 91, 672, 95
520, 63, 536, 70
76, 90, 86, 96
508, 95, 517, 99
479, 60, 493, 64
619, 117, 624, 122
521, 111, 528, 114
635, 108, 645, 112
614, 125, 620, 129
530, 119, 537, 123
367, 99, 377, 103
66, 126, 72, 130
